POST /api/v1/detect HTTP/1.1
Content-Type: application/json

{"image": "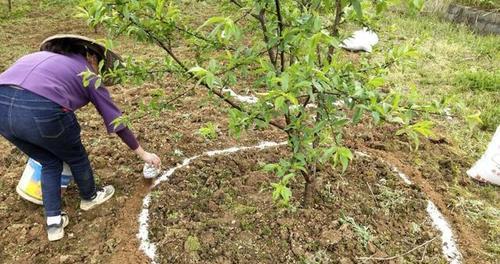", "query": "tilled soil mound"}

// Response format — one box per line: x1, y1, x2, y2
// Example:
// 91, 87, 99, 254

148, 148, 446, 263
